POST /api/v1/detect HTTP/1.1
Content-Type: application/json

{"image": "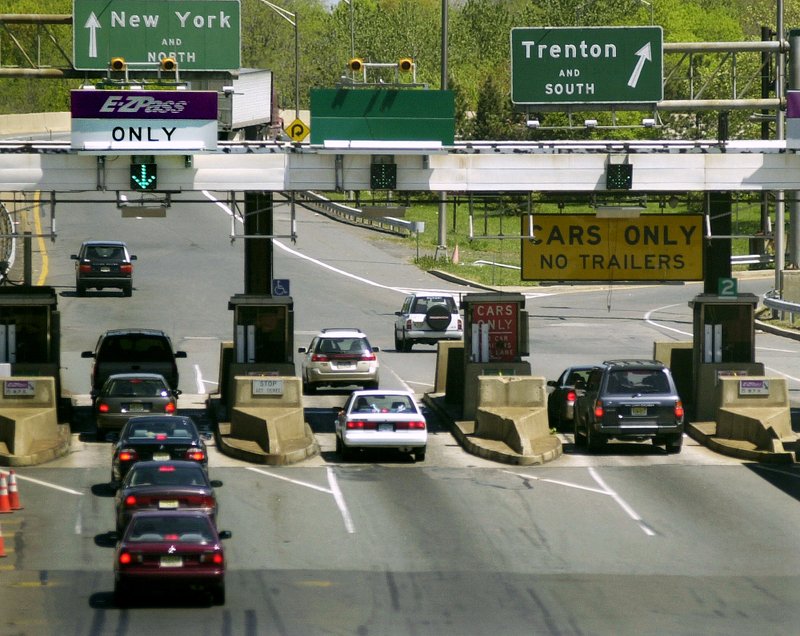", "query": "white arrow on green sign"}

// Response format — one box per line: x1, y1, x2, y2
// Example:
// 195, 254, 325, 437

72, 0, 241, 71
511, 26, 663, 106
